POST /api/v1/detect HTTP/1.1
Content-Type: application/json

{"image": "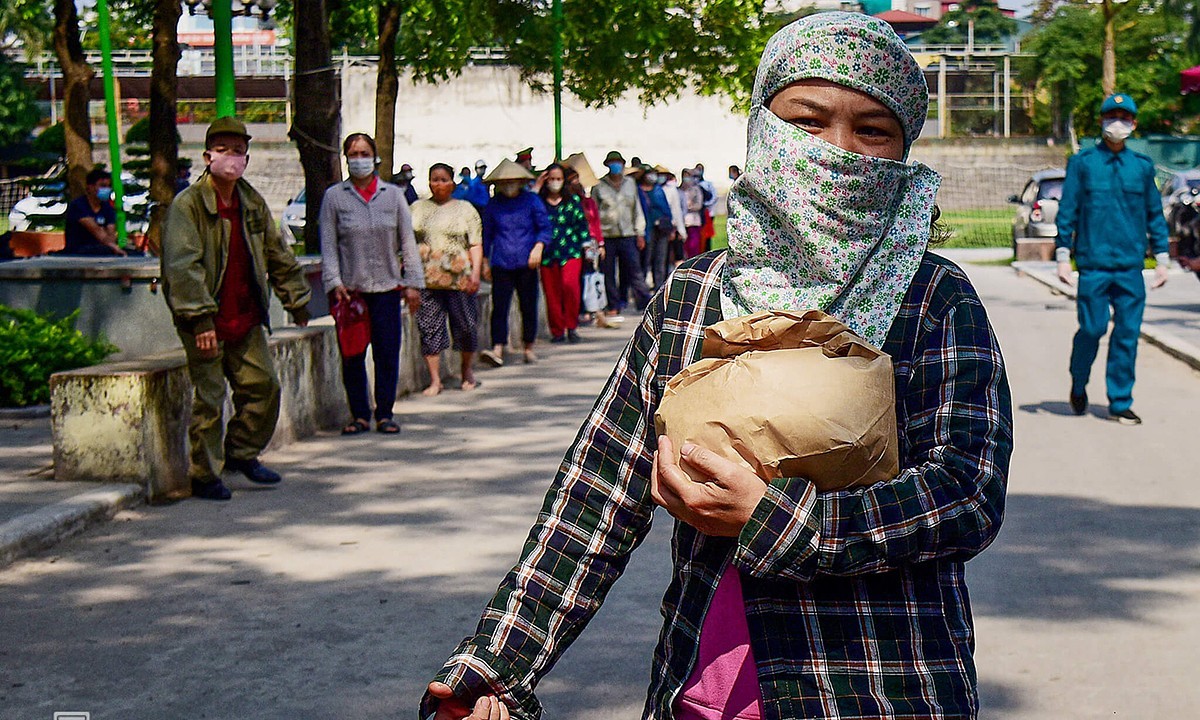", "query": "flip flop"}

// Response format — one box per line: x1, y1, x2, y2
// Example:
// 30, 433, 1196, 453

341, 418, 370, 435
376, 418, 401, 434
